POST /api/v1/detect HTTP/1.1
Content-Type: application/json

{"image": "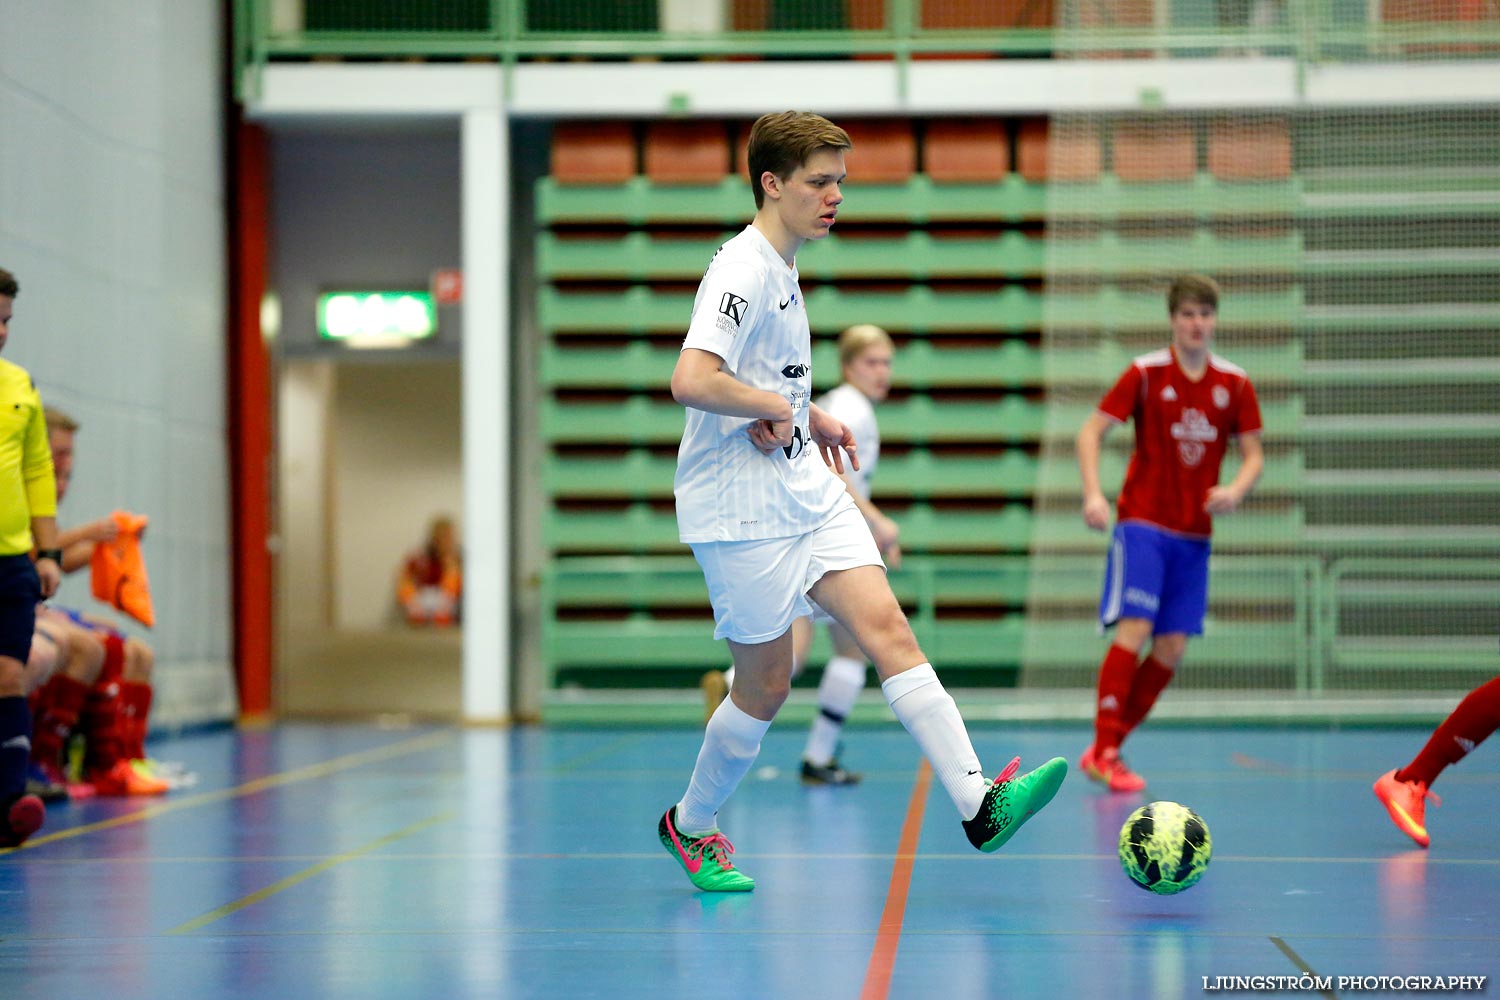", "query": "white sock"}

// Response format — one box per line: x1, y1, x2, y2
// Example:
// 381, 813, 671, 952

803, 656, 867, 766
881, 663, 988, 821
676, 696, 771, 834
